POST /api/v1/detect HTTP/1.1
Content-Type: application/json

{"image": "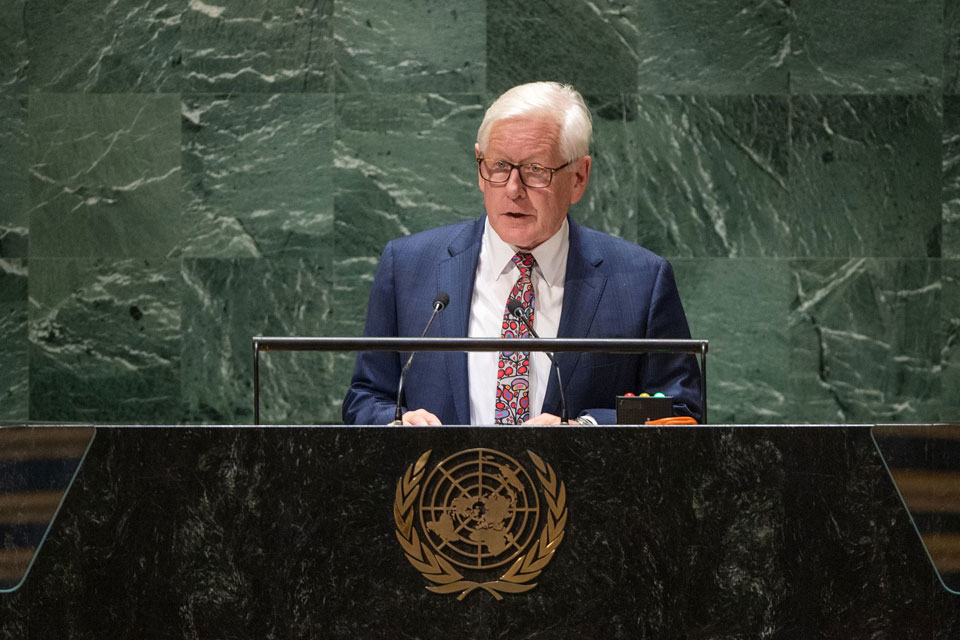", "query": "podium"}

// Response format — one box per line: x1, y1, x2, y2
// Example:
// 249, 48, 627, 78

1, 424, 958, 638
